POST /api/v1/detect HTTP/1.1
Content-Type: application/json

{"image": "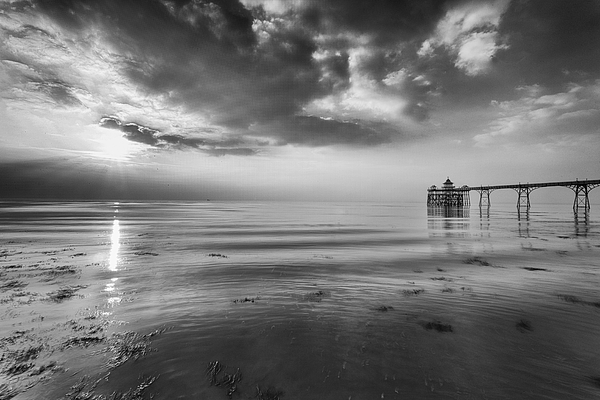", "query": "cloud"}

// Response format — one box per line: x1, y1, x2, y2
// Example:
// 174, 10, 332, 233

497, 0, 600, 88
300, 0, 460, 46
419, 0, 510, 76
1, 0, 439, 151
100, 117, 161, 146
475, 81, 600, 146
240, 0, 307, 15
454, 31, 506, 76
304, 44, 436, 124
255, 115, 398, 147
99, 117, 258, 155
2, 0, 600, 158
0, 1, 316, 153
